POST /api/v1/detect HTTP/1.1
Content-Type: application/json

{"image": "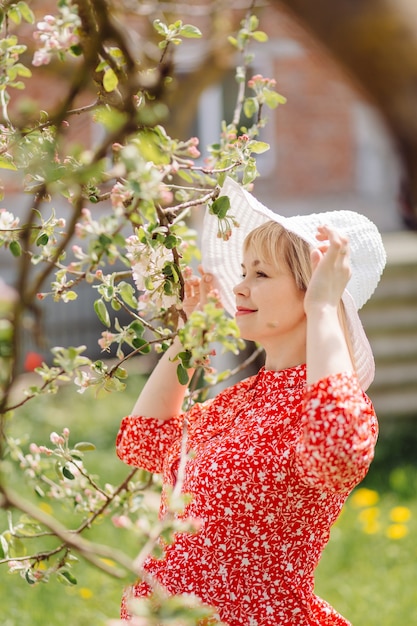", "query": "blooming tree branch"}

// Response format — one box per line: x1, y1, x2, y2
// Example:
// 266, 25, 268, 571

0, 1, 286, 621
